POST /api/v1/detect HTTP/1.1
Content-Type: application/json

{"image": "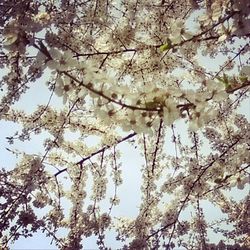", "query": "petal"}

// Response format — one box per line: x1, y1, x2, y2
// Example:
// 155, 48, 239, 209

46, 60, 58, 70
49, 48, 61, 59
